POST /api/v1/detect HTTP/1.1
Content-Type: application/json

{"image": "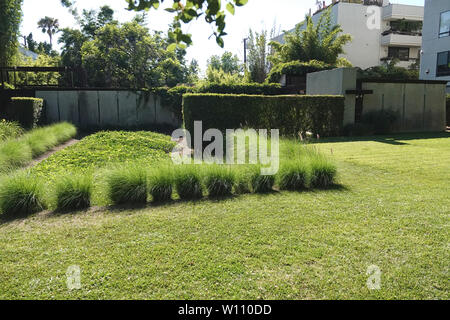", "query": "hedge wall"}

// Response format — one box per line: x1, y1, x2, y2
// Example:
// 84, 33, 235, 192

446, 94, 450, 127
4, 98, 44, 129
183, 94, 345, 137
266, 60, 333, 84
